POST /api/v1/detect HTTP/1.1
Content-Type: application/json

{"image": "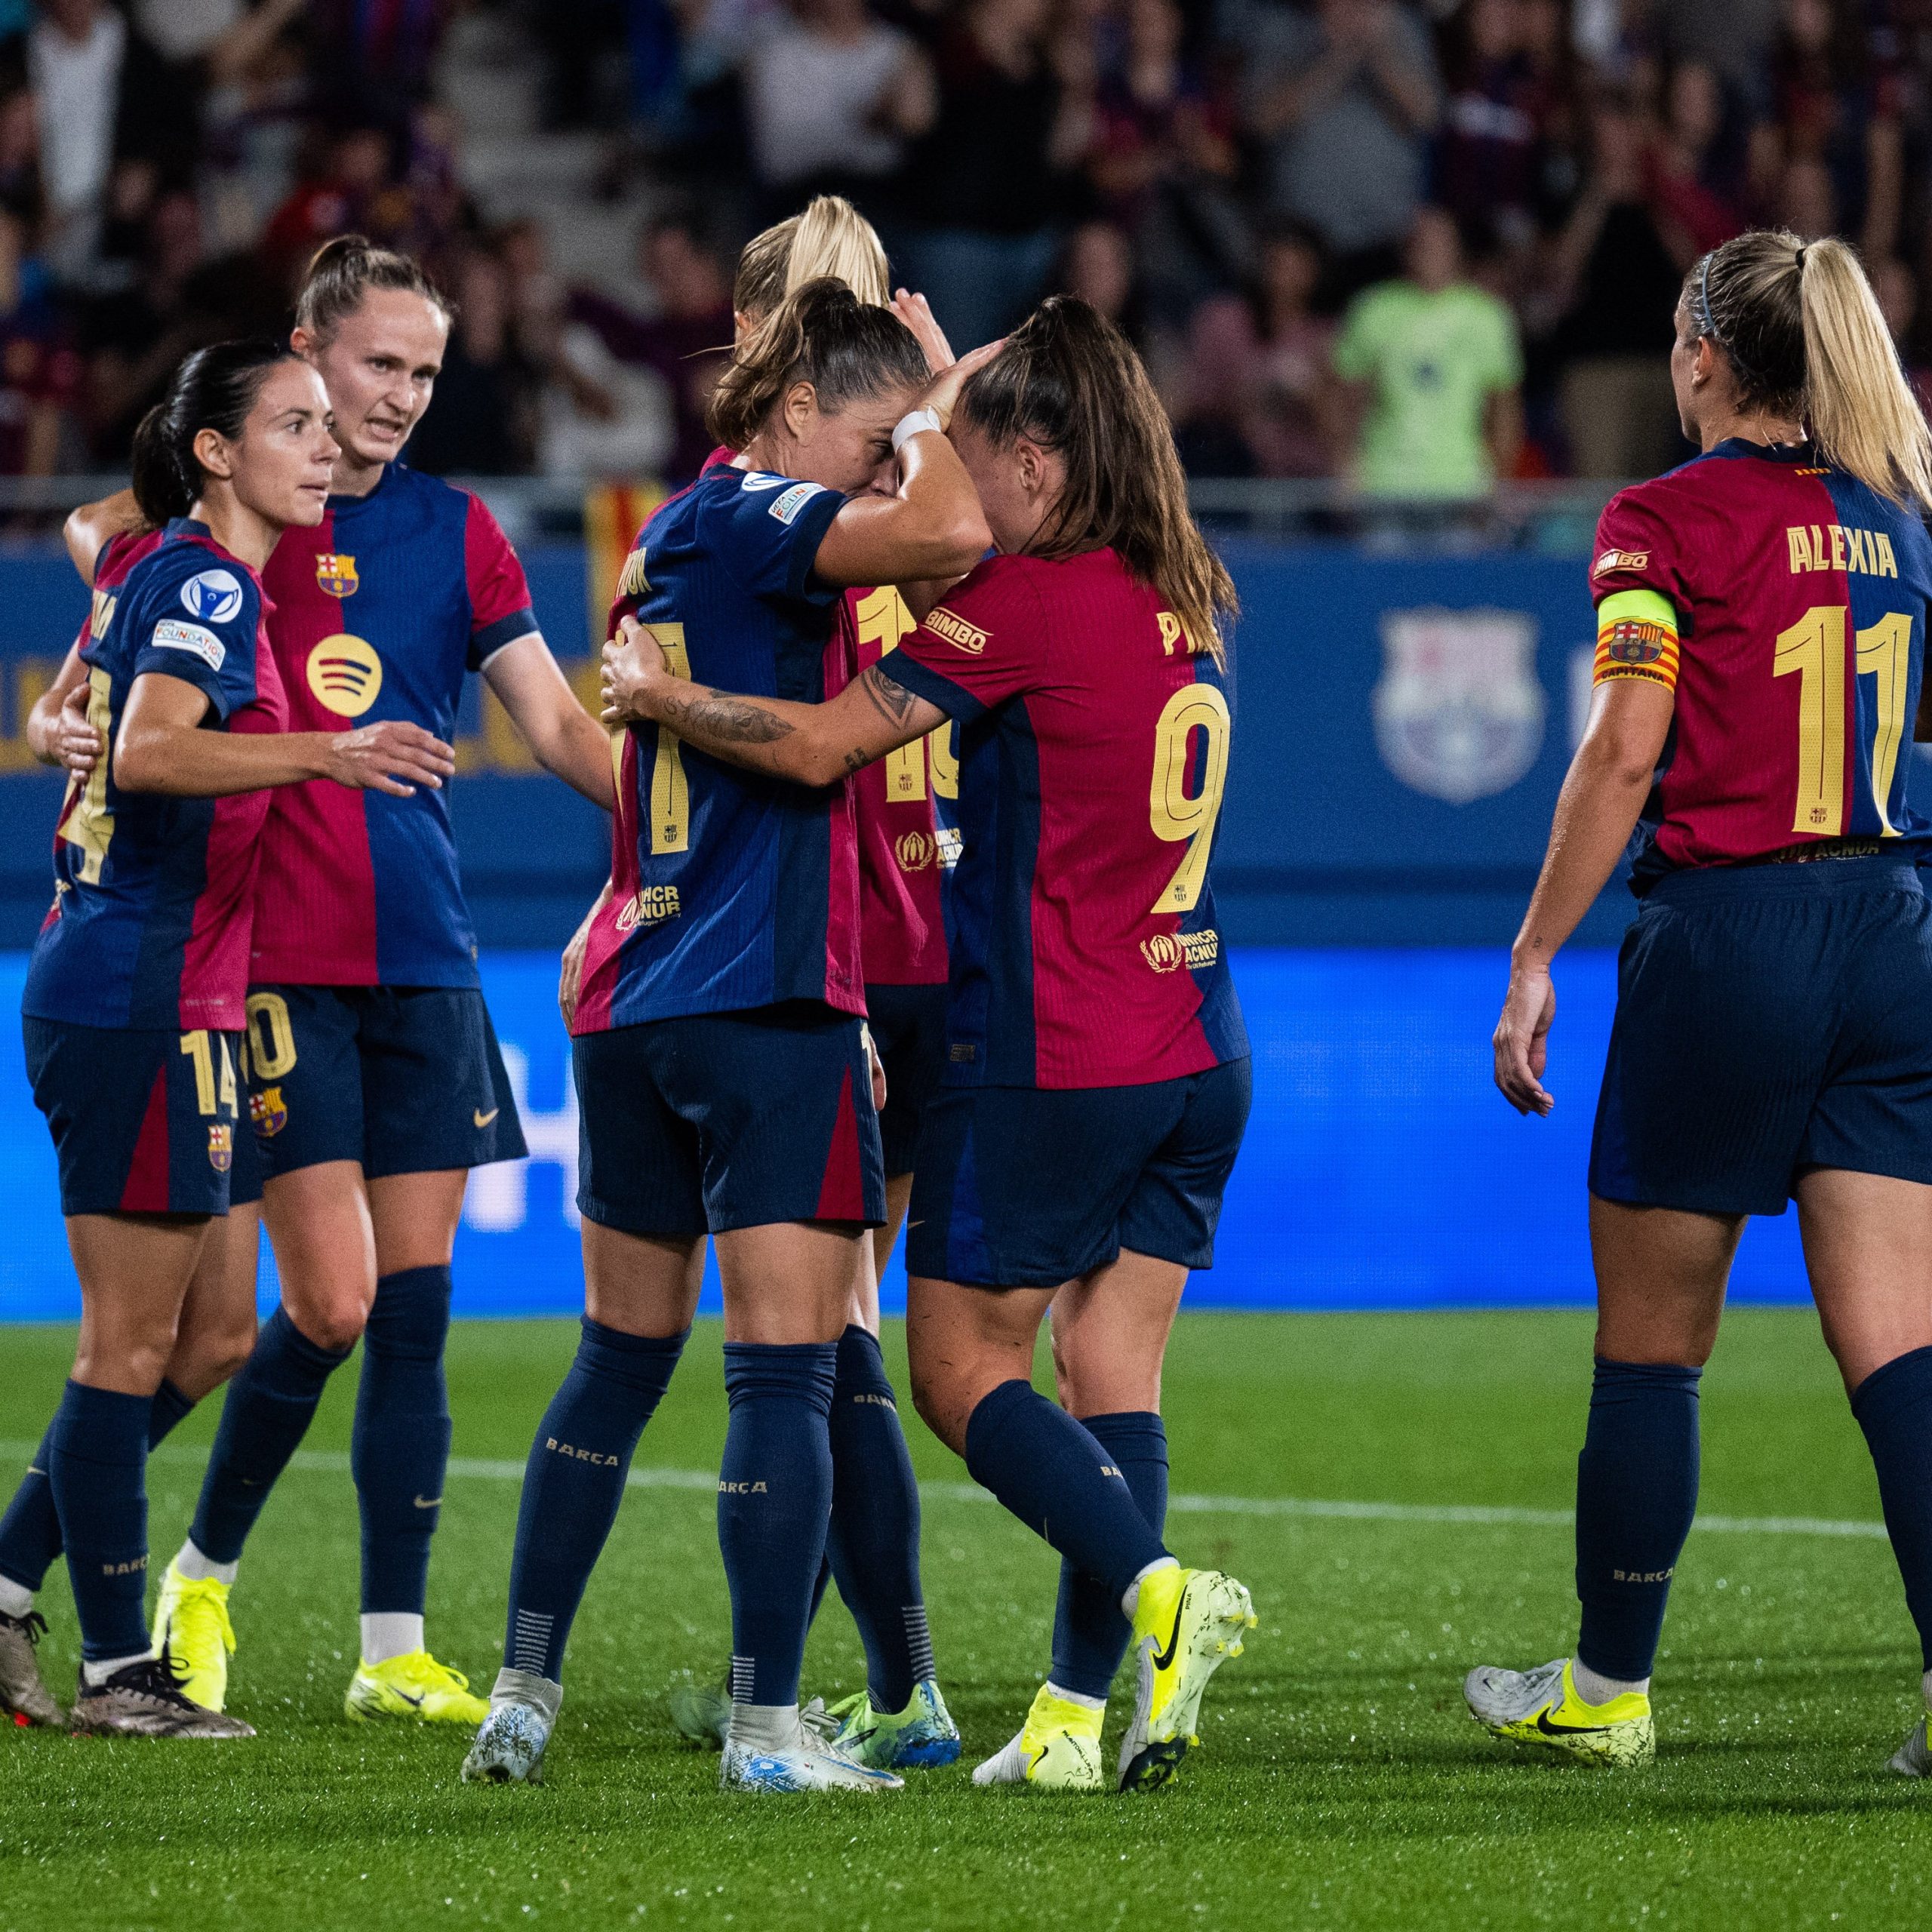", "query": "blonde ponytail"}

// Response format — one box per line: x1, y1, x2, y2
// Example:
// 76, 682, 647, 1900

732, 196, 891, 325
1798, 238, 1932, 509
